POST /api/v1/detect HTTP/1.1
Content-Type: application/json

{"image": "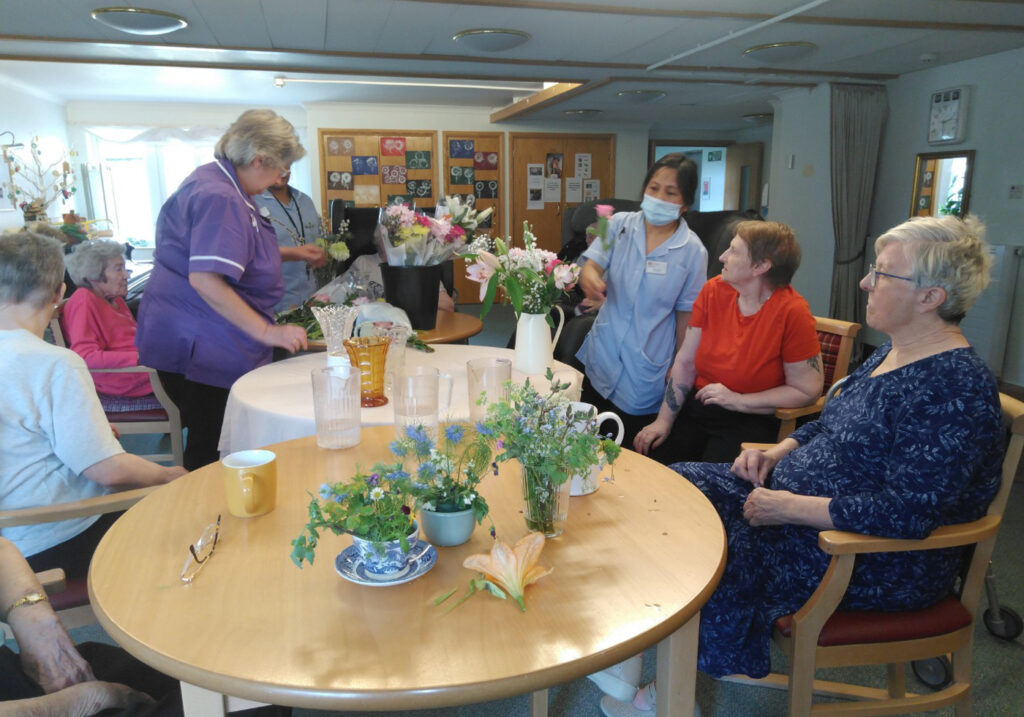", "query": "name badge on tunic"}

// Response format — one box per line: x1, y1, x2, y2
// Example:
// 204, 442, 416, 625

645, 260, 667, 275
